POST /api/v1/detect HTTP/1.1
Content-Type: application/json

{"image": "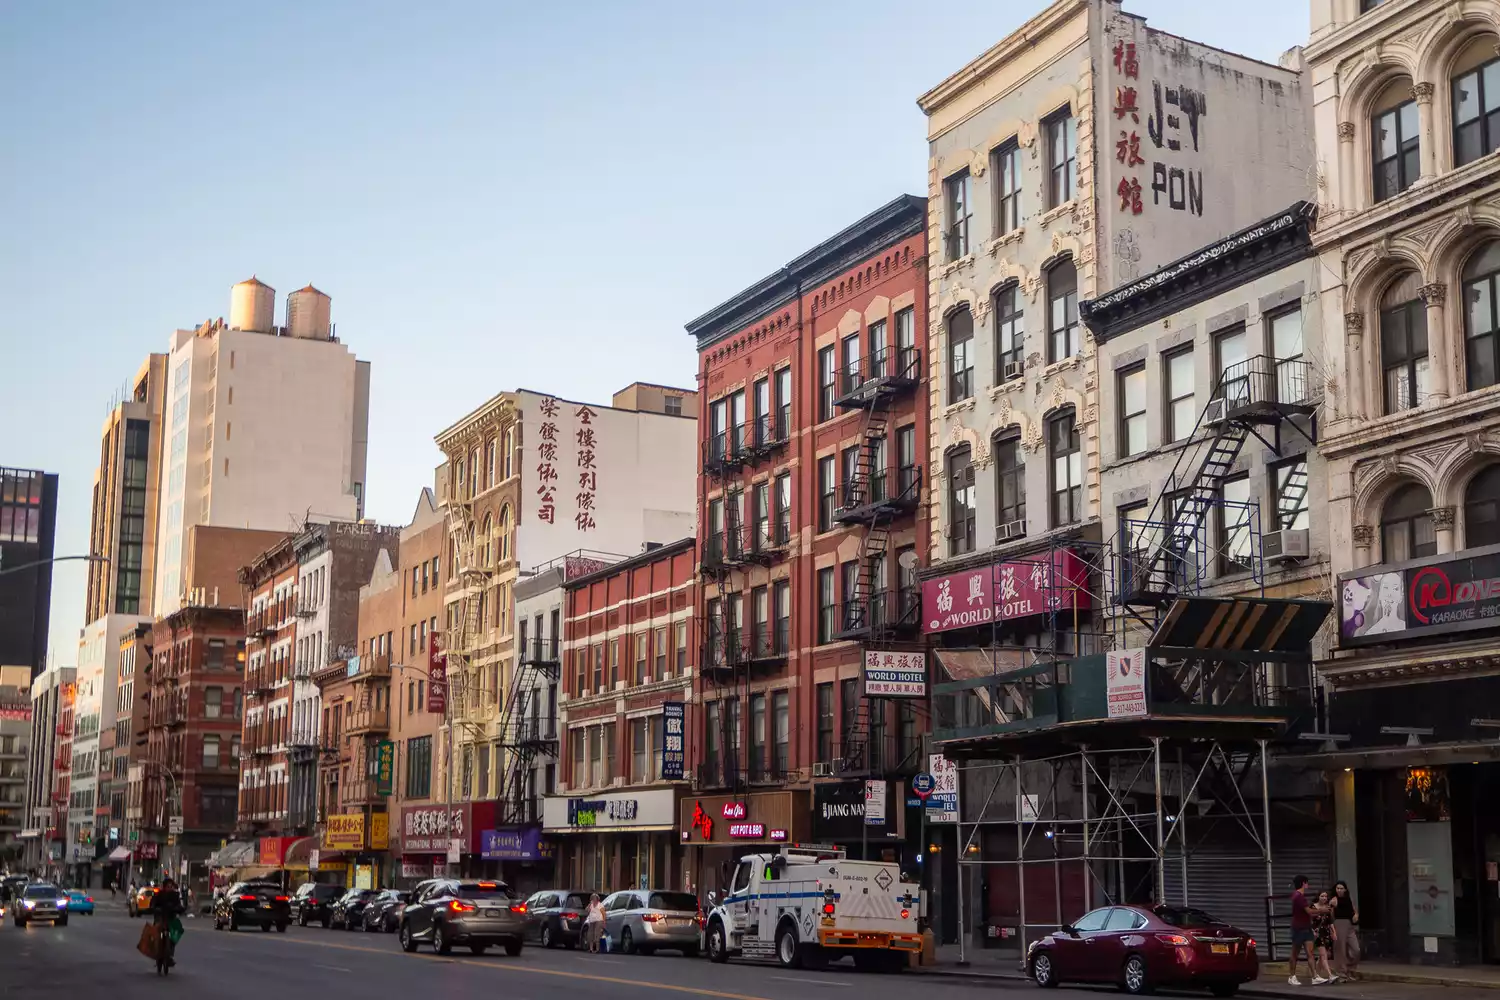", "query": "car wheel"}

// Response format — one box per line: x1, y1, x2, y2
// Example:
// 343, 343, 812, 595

707, 921, 728, 964
399, 922, 418, 953
229, 914, 239, 932
621, 928, 636, 954
321, 916, 331, 928
776, 923, 801, 969
1122, 954, 1152, 995
1031, 952, 1058, 988
261, 921, 271, 932
471, 944, 488, 955
504, 939, 523, 957
433, 922, 452, 955
299, 912, 309, 927
58, 916, 68, 927
1209, 987, 1238, 999
542, 924, 556, 949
